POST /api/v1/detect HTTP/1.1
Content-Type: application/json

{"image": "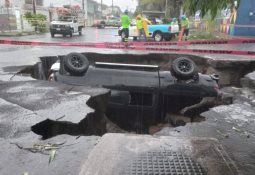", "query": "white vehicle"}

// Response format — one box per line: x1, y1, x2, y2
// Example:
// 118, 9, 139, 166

49, 5, 85, 38
118, 23, 179, 41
